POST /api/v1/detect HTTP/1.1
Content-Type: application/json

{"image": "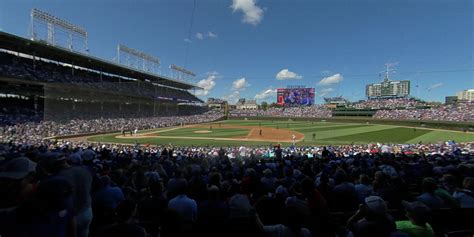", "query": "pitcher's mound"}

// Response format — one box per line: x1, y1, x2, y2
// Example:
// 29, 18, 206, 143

194, 130, 212, 134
